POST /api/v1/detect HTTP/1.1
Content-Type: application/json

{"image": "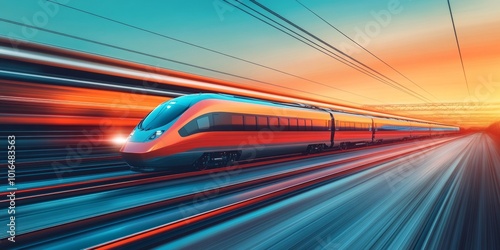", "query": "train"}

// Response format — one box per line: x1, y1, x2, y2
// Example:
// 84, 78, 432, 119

120, 93, 459, 172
